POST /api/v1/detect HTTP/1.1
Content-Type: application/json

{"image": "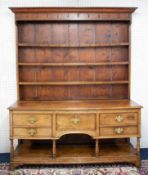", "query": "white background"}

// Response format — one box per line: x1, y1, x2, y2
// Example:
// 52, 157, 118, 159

0, 0, 148, 153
